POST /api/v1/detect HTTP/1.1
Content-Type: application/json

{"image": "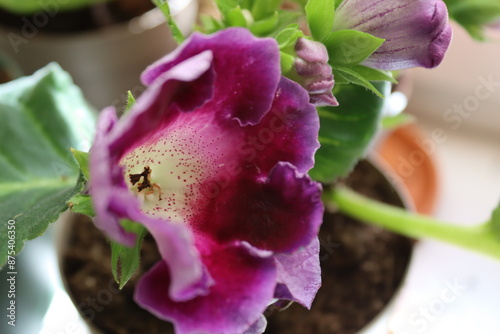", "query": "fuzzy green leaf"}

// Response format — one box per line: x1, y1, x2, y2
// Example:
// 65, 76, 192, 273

111, 220, 147, 289
310, 81, 390, 183
0, 63, 95, 267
